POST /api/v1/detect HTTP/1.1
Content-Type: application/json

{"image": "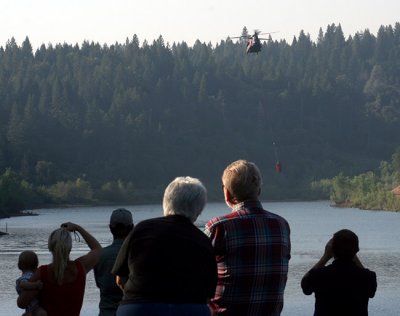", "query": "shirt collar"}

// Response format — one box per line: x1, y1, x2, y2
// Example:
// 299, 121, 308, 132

231, 200, 263, 212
